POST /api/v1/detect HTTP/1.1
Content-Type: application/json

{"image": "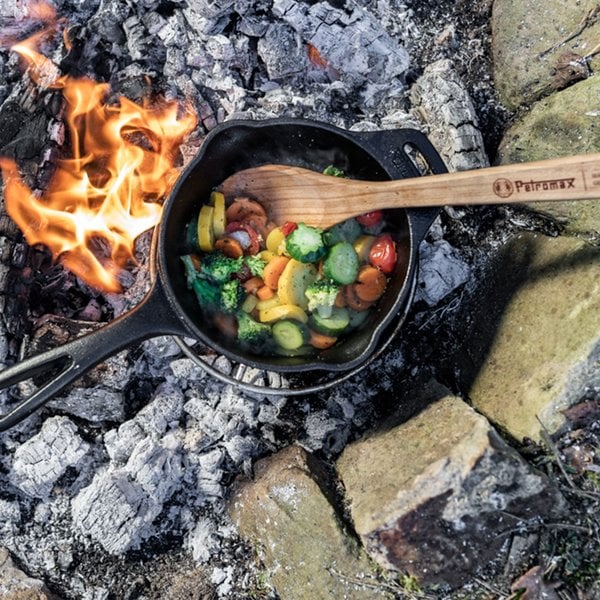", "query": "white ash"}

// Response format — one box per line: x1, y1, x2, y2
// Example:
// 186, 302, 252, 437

184, 514, 221, 564
8, 416, 90, 499
5, 495, 78, 578
211, 565, 235, 597
141, 335, 184, 377
169, 356, 209, 385
72, 431, 184, 554
185, 446, 228, 503
273, 0, 411, 88
0, 499, 20, 538
411, 59, 489, 172
104, 382, 183, 463
415, 240, 472, 307
302, 409, 350, 455
374, 0, 421, 41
